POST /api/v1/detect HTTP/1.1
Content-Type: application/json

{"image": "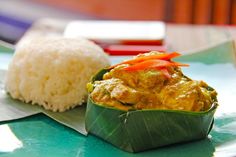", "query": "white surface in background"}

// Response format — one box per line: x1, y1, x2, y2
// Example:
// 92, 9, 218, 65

0, 124, 23, 152
65, 21, 165, 40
